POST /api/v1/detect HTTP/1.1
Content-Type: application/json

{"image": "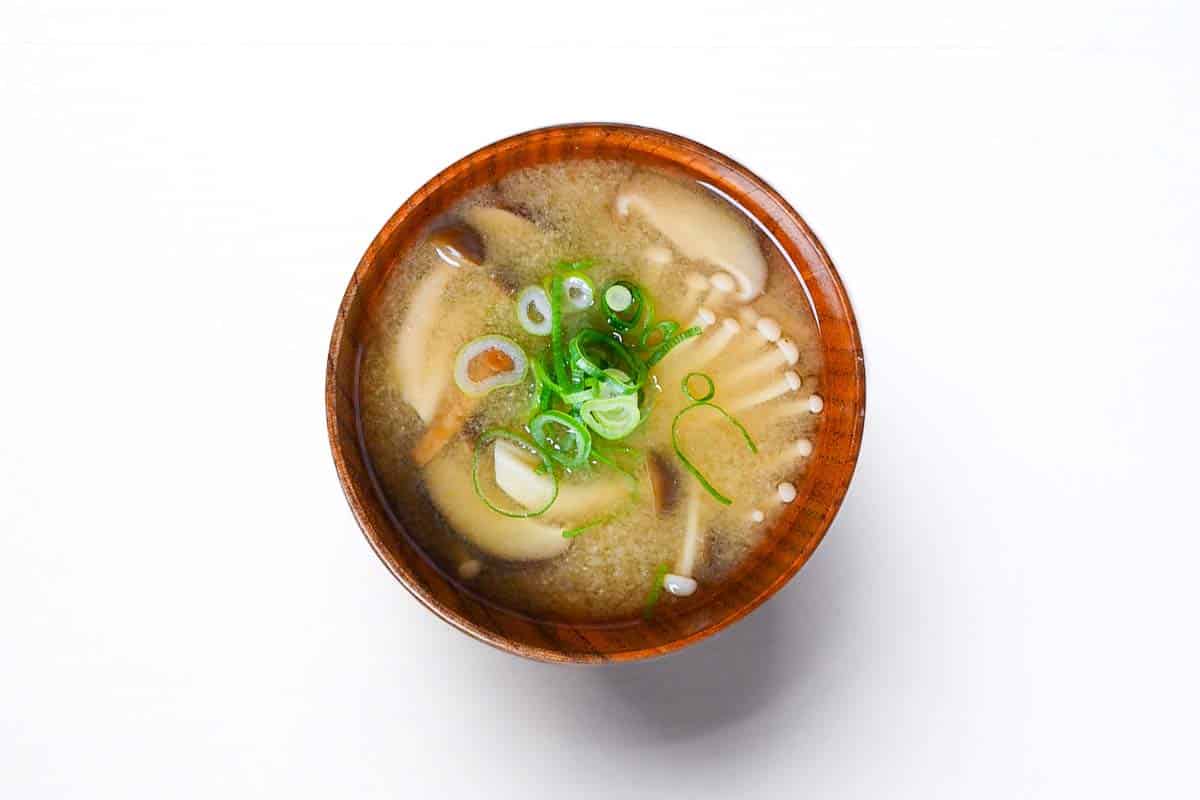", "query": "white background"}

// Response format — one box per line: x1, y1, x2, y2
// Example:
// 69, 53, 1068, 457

2, 1, 1198, 797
